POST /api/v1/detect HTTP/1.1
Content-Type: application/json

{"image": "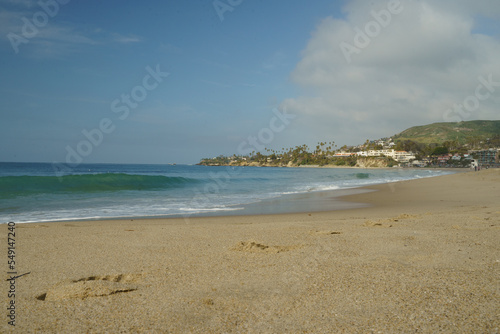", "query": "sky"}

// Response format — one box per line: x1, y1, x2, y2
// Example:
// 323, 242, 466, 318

1, 0, 499, 165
